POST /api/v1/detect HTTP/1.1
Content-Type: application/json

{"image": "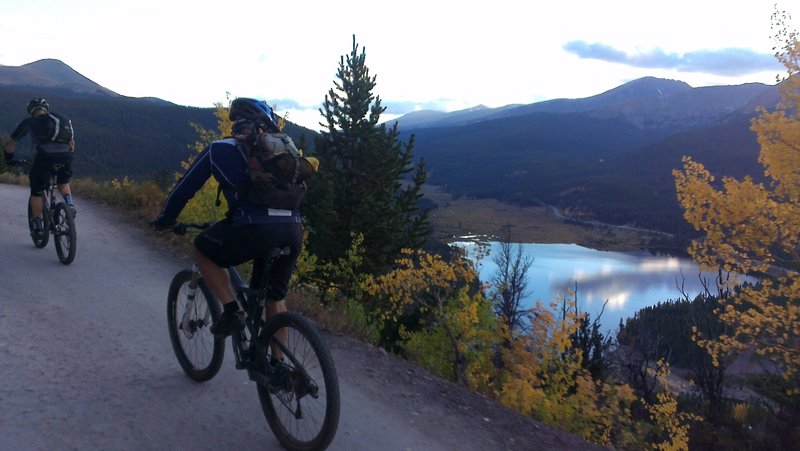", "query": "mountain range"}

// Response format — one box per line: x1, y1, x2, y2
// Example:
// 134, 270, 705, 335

390, 76, 778, 240
0, 59, 779, 240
